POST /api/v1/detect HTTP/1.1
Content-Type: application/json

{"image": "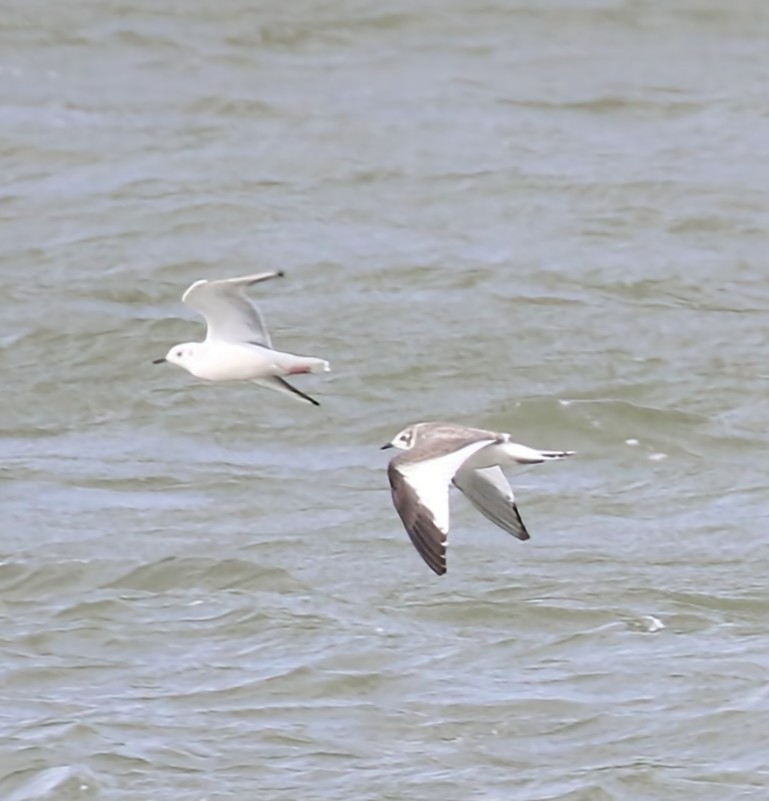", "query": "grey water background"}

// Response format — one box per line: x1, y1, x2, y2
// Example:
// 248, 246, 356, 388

3, 0, 769, 798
